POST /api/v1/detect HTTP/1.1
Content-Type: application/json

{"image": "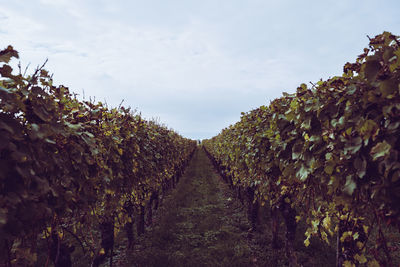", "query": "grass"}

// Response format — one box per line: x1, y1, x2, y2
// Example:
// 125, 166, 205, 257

126, 148, 258, 266
33, 148, 400, 266
124, 148, 338, 266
